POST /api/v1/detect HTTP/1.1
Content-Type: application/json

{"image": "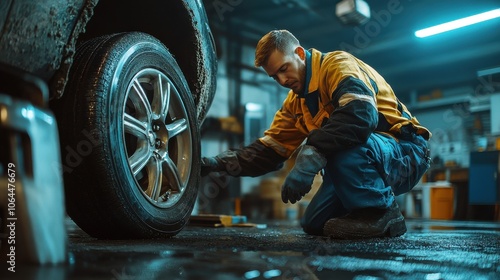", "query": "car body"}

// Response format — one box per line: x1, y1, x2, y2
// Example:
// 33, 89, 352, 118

0, 0, 217, 239
0, 0, 217, 122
